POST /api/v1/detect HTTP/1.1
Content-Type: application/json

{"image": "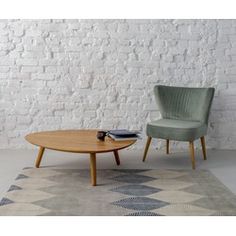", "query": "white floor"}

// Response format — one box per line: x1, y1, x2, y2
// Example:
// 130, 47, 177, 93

0, 148, 236, 199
